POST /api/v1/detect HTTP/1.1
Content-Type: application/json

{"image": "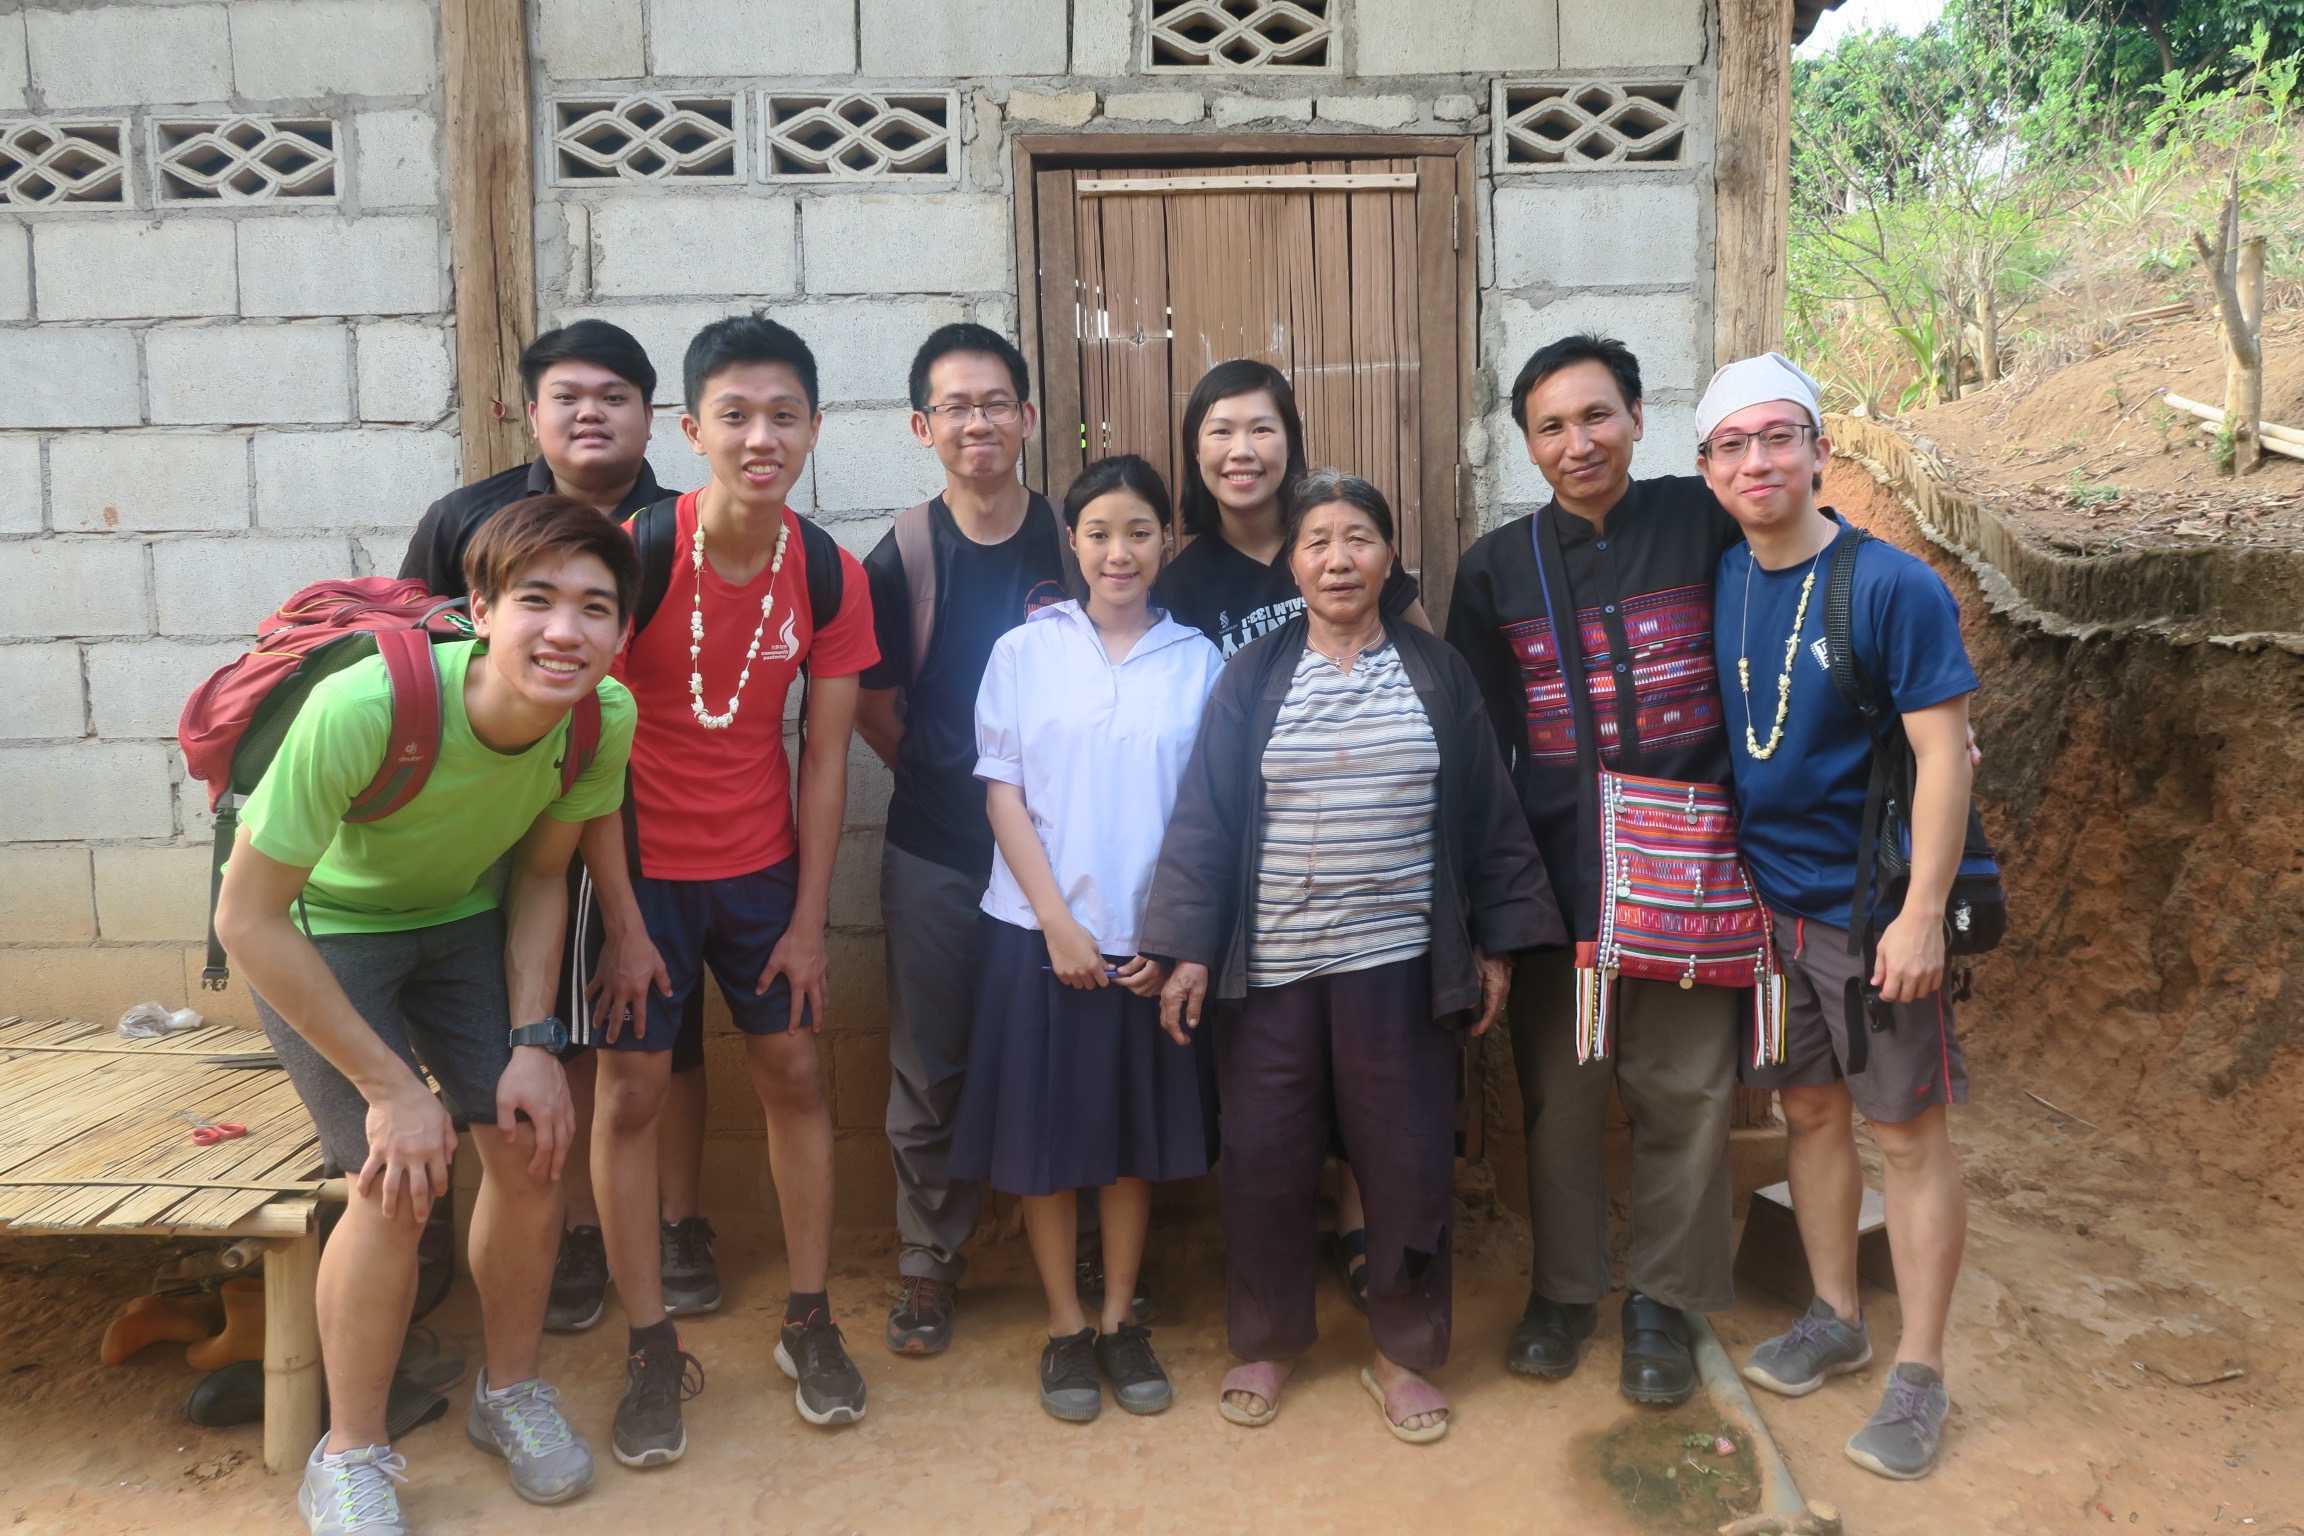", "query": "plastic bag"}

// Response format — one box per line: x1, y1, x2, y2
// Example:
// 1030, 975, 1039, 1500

118, 1002, 204, 1040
